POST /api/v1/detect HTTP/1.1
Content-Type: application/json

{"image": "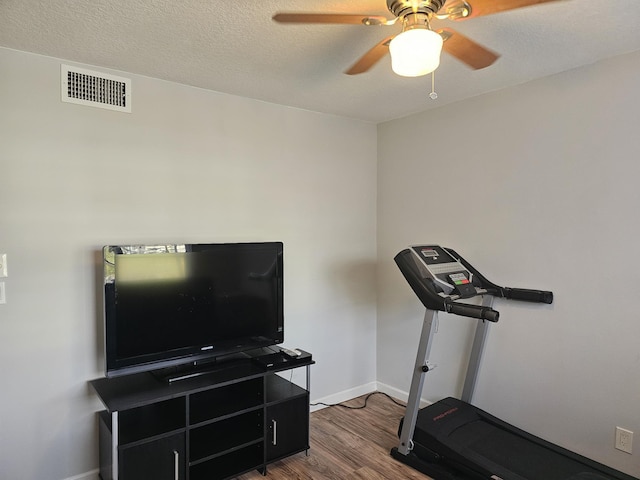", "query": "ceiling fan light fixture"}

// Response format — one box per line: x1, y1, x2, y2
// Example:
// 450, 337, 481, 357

389, 27, 443, 77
